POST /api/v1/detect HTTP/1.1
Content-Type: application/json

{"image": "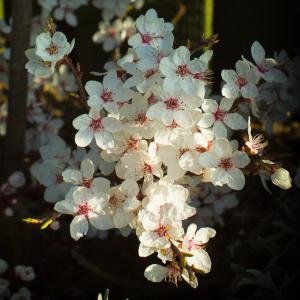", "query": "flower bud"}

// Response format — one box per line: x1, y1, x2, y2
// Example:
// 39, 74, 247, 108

271, 168, 292, 190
